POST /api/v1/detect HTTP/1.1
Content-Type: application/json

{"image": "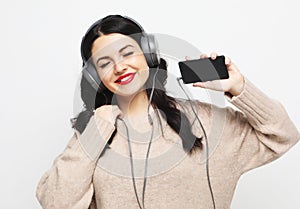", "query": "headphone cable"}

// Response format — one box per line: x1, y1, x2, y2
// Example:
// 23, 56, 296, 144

176, 77, 216, 209
116, 66, 159, 209
117, 116, 154, 209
